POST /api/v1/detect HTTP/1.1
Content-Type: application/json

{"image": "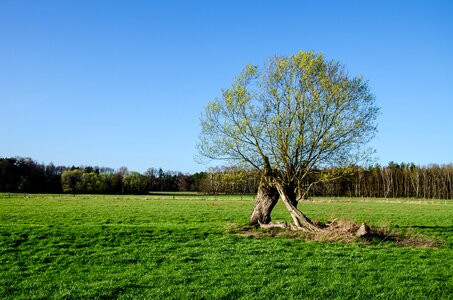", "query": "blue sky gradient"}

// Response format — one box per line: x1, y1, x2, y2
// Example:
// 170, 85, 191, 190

1, 0, 452, 172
